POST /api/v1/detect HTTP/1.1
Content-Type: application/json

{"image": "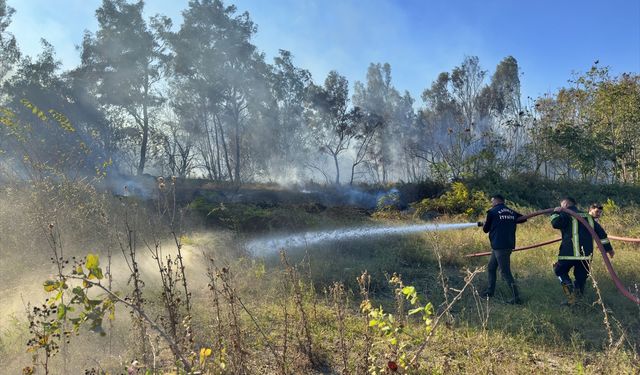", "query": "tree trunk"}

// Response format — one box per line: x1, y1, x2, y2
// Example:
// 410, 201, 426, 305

333, 152, 340, 185
214, 115, 222, 180
138, 102, 149, 175
349, 163, 356, 186
234, 118, 240, 183
233, 98, 241, 183
216, 115, 233, 181
137, 73, 150, 175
